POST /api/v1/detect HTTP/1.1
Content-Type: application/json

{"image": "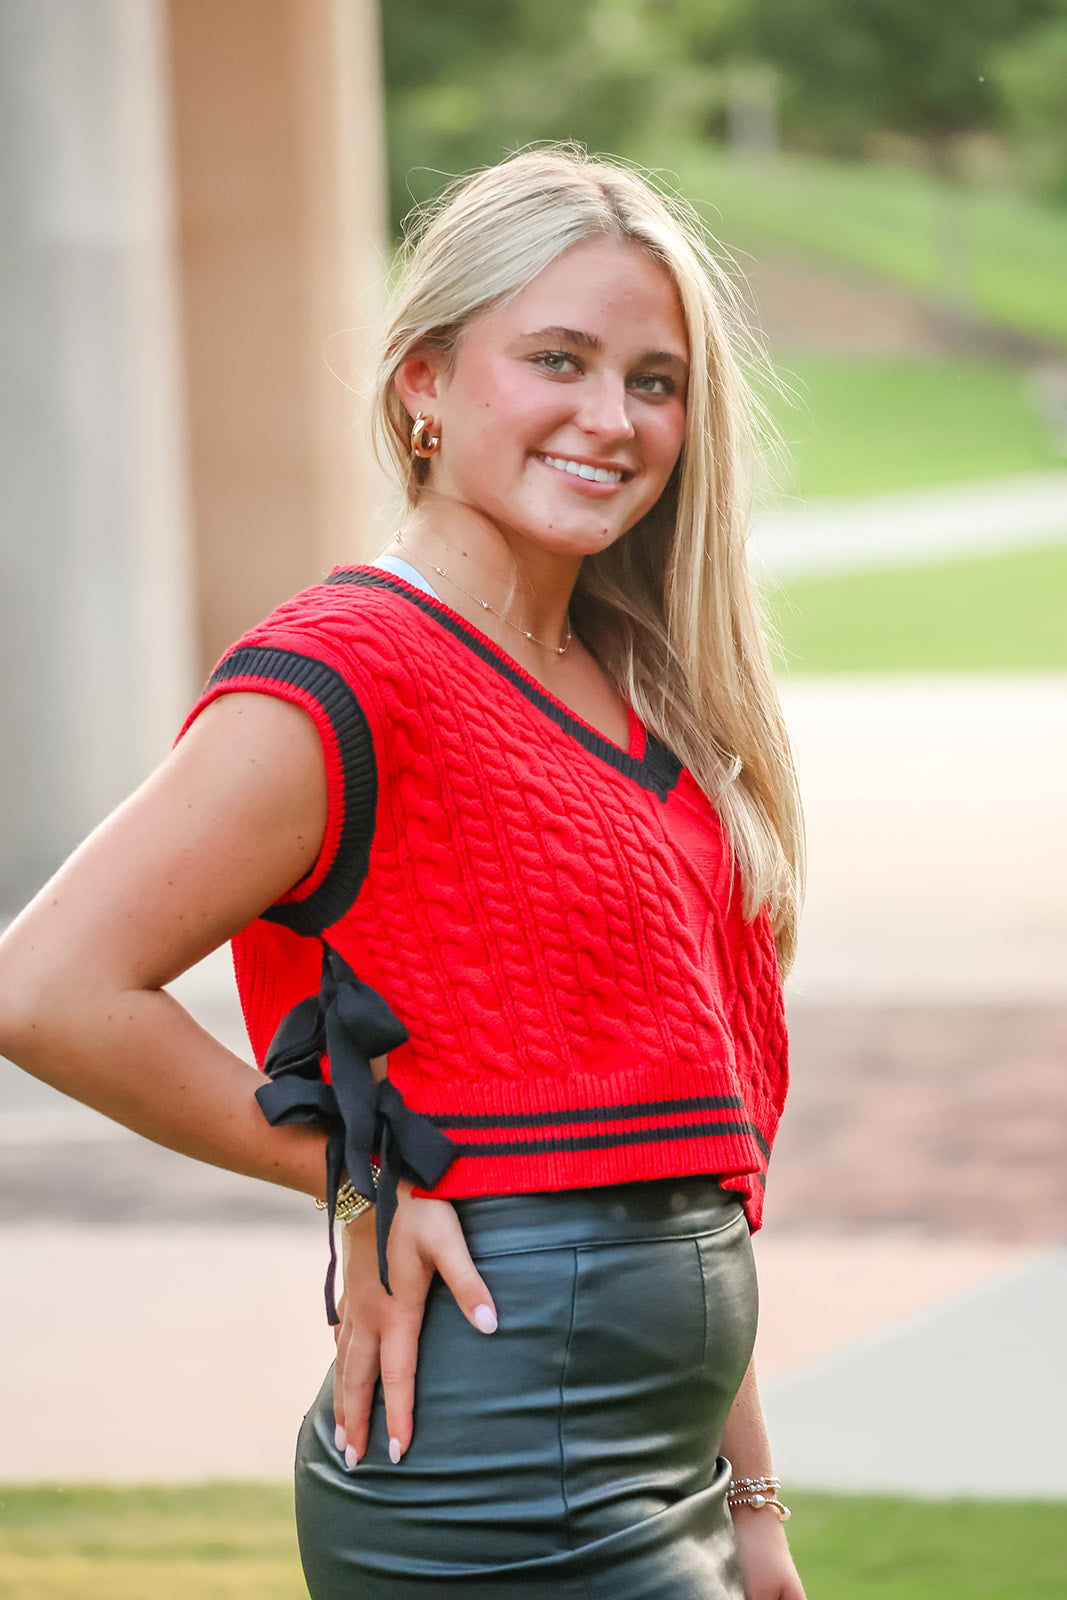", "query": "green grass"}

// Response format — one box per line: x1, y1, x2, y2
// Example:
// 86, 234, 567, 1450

767, 356, 1063, 500
0, 1484, 1064, 1598
768, 542, 1067, 673
786, 1491, 1067, 1600
651, 142, 1067, 348
0, 1484, 308, 1600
